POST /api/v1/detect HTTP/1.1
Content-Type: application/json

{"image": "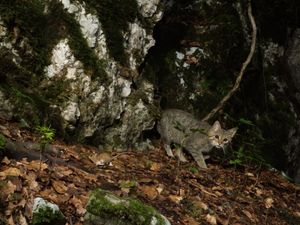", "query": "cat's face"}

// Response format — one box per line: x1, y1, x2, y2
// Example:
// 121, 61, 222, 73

208, 121, 237, 149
